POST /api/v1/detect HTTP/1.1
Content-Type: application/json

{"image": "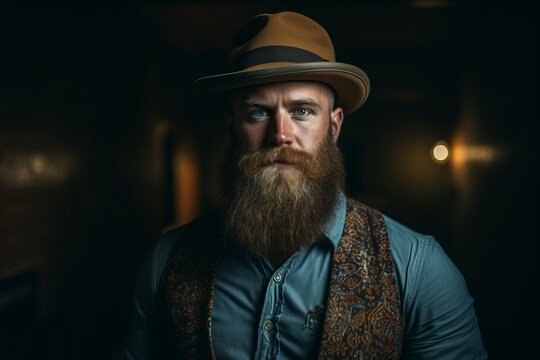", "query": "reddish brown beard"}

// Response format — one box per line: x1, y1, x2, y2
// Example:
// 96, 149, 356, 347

223, 134, 345, 261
